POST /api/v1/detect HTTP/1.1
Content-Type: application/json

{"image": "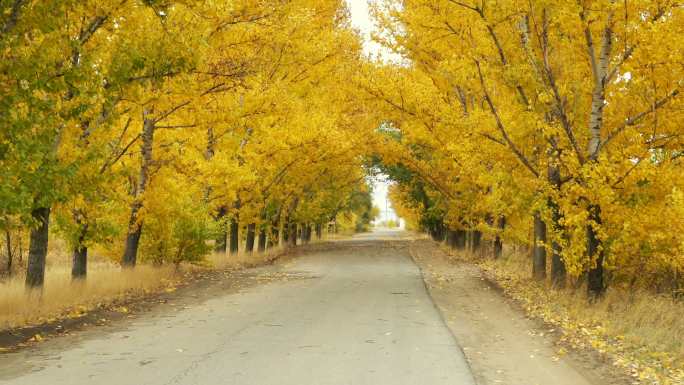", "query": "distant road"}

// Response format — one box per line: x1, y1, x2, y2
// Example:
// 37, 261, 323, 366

0, 231, 475, 385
